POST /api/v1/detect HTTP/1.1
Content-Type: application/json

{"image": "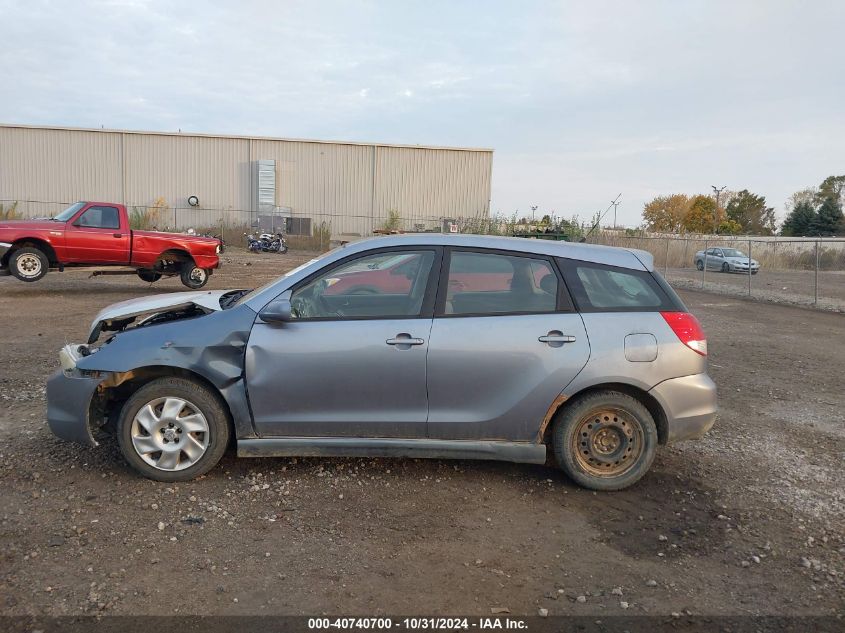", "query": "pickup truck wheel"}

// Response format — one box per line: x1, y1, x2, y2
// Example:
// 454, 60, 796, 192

137, 270, 162, 283
11, 247, 49, 282
552, 390, 657, 491
180, 264, 209, 289
117, 377, 230, 482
